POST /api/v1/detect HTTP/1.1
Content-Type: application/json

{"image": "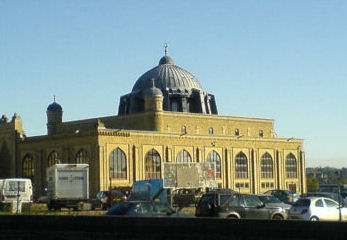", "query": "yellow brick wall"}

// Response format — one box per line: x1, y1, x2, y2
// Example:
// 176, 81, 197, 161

14, 112, 306, 198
